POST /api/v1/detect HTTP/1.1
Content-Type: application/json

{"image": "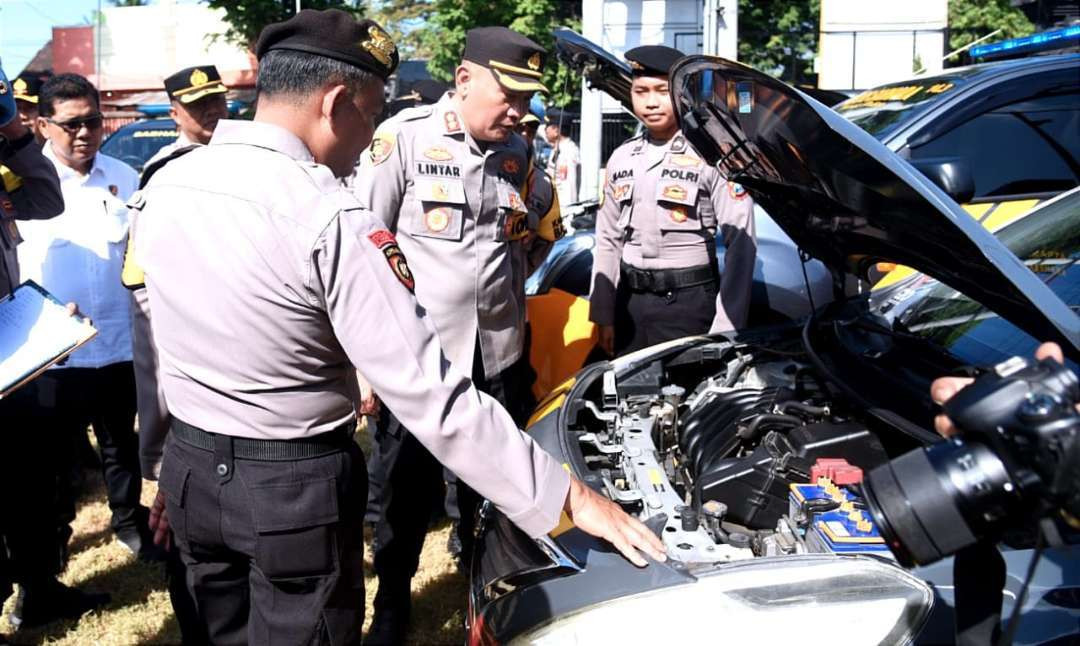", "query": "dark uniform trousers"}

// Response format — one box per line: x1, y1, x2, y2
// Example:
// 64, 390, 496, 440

31, 362, 145, 546
367, 339, 534, 605
614, 279, 719, 356
159, 428, 368, 645
0, 383, 69, 595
